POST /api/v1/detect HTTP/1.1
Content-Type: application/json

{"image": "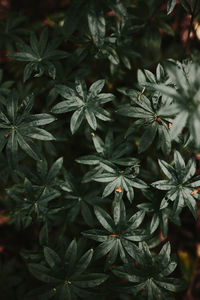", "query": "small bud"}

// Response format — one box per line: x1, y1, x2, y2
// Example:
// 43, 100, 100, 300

116, 187, 122, 193
4, 134, 9, 138
91, 132, 95, 137
191, 187, 200, 195
109, 234, 120, 238
107, 83, 113, 90
168, 122, 172, 129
